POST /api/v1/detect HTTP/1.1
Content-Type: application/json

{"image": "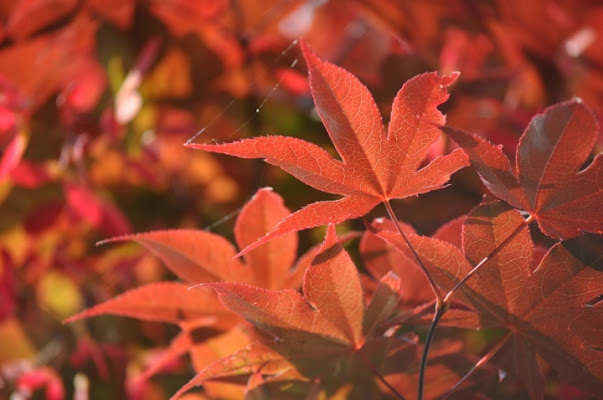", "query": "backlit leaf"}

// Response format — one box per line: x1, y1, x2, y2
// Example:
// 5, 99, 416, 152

370, 202, 603, 395
441, 100, 603, 239
188, 40, 468, 256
